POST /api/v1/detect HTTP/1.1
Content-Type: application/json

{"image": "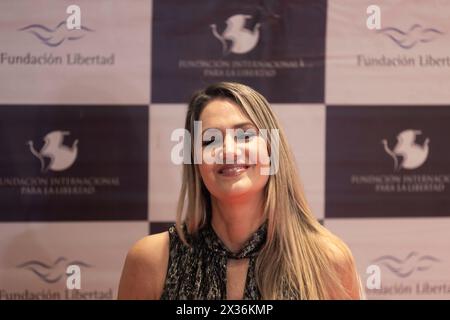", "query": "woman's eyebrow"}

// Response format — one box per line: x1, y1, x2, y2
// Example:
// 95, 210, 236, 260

202, 122, 256, 135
